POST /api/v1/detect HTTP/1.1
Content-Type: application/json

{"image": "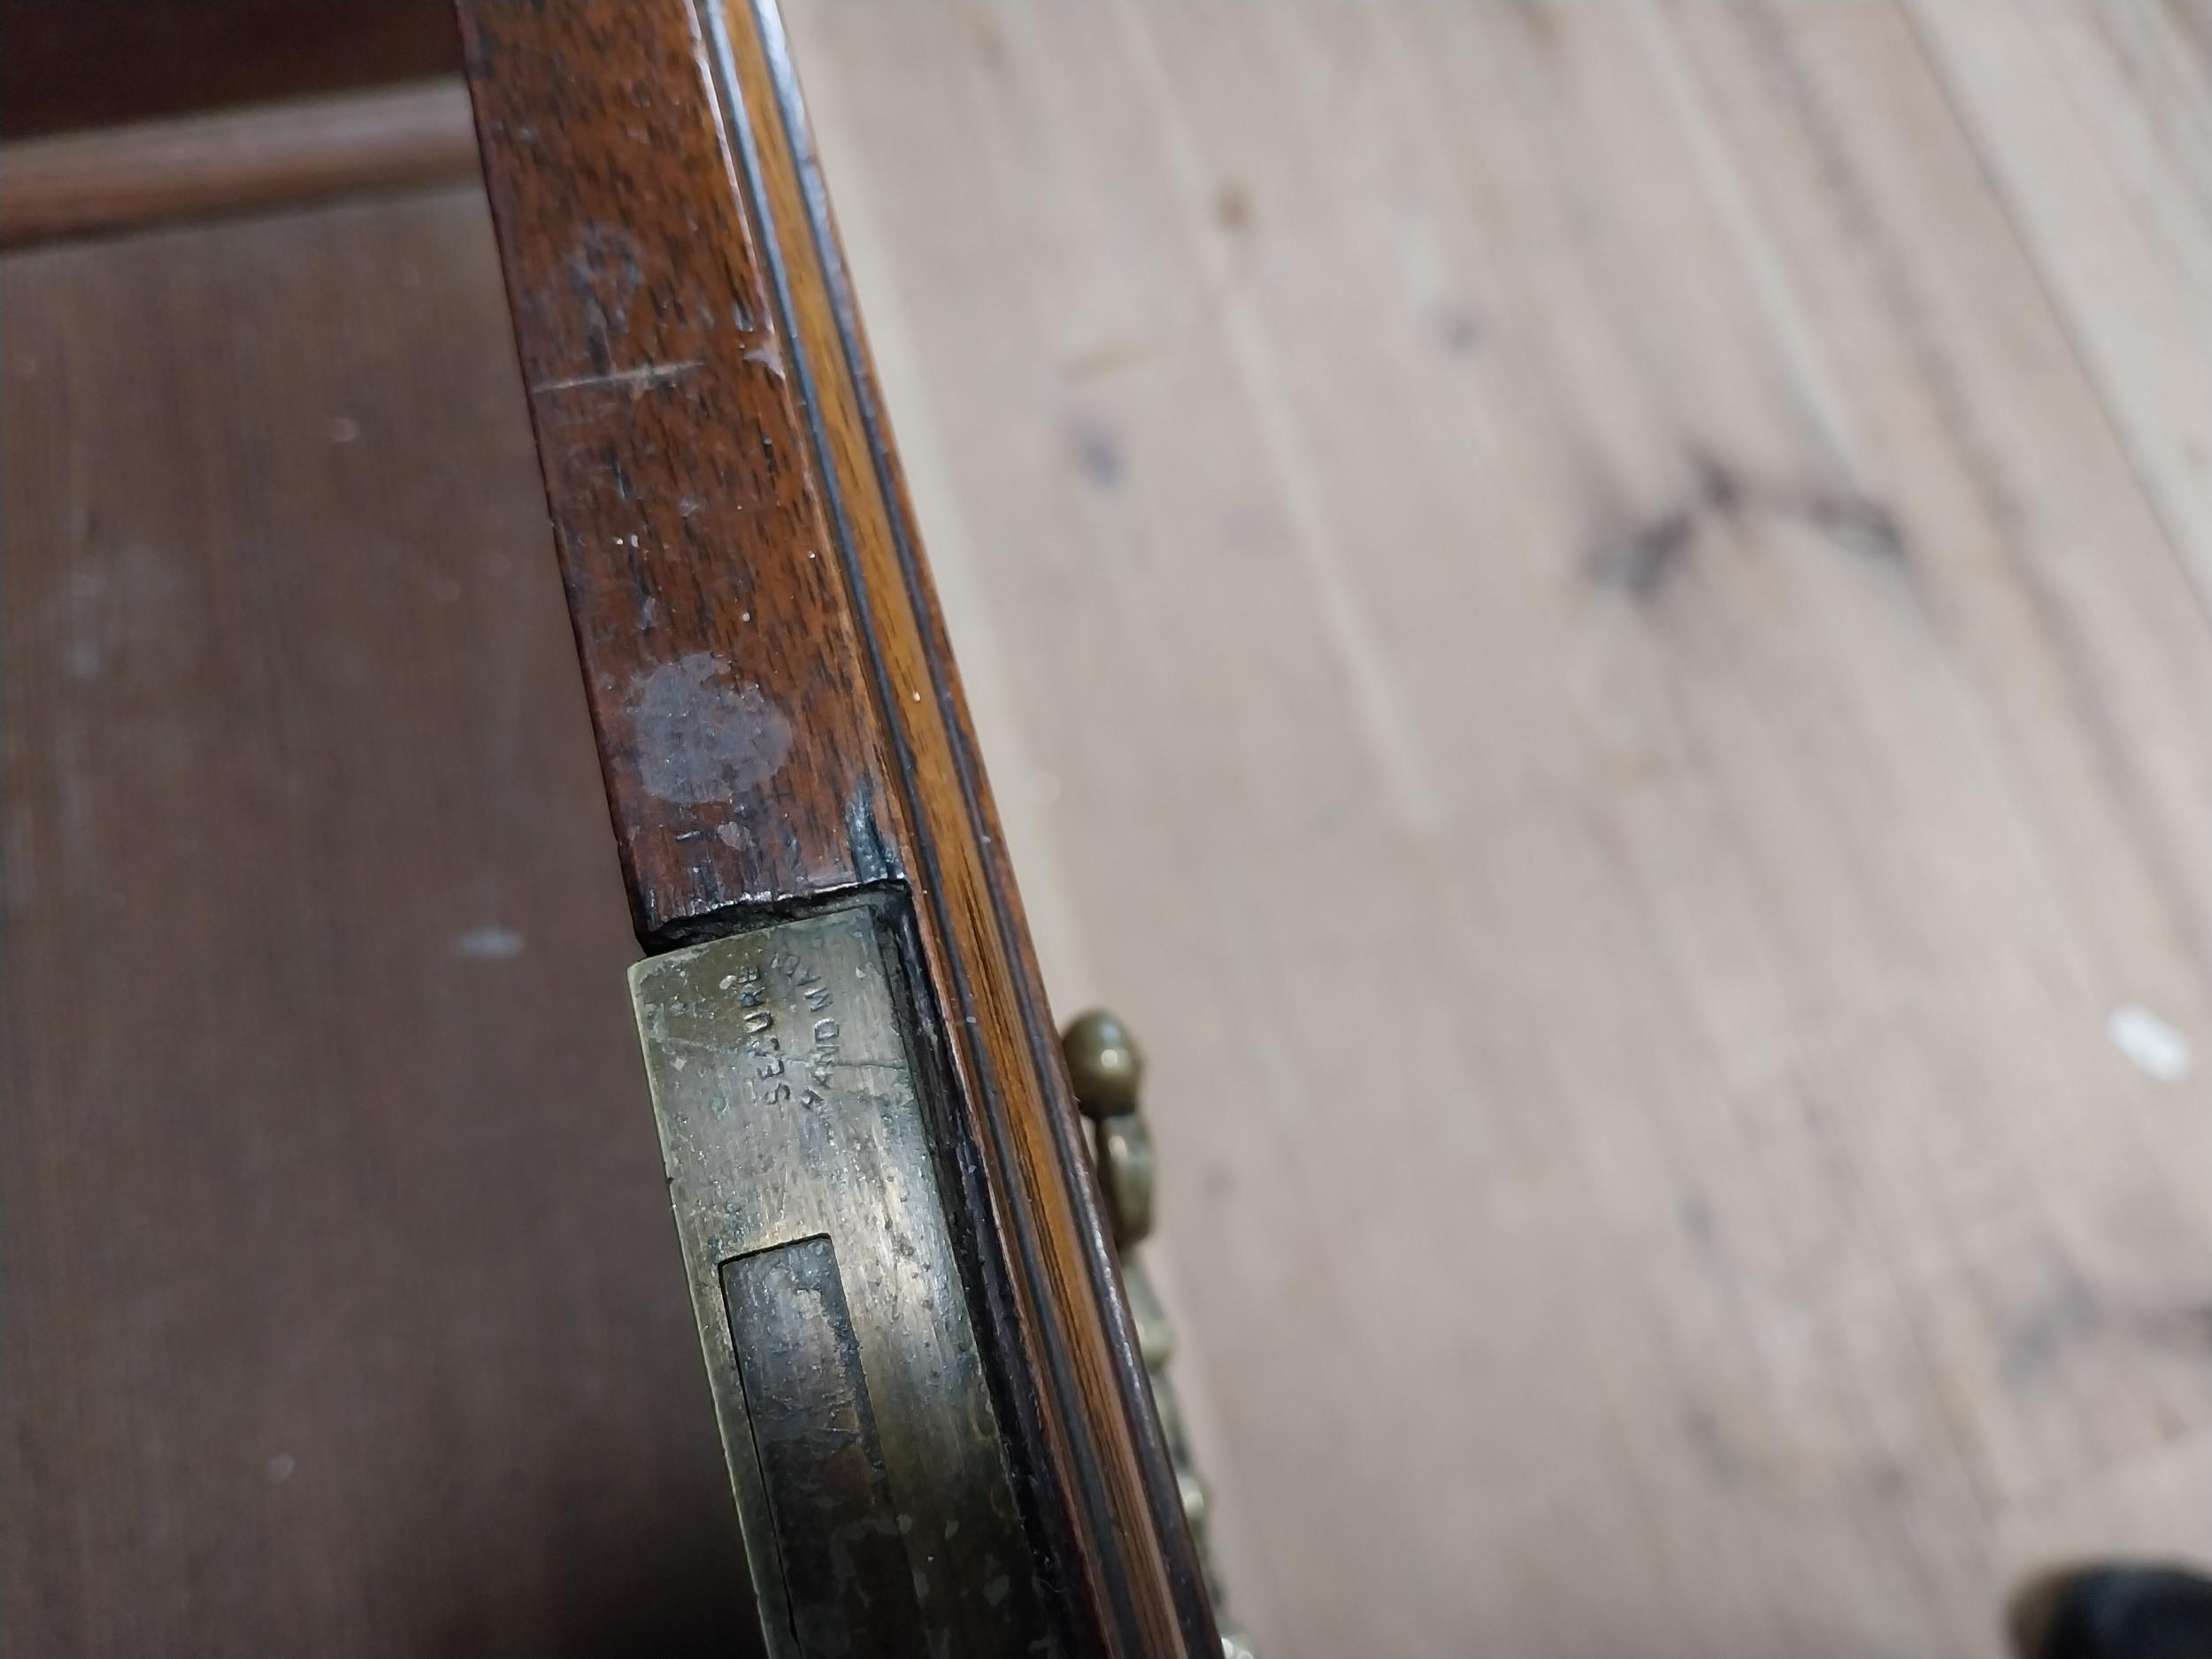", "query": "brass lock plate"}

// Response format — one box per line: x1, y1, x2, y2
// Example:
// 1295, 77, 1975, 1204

630, 895, 1043, 1659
